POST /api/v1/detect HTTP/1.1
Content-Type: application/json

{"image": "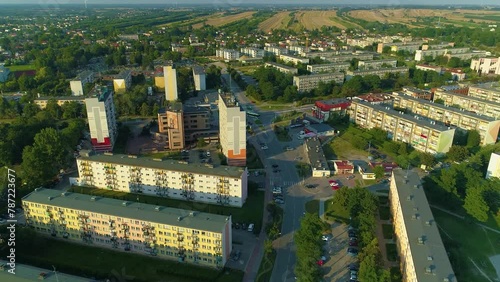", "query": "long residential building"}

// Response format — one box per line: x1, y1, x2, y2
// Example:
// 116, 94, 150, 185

34, 96, 85, 109
265, 62, 298, 74
433, 89, 500, 119
349, 100, 455, 154
240, 47, 264, 58
75, 151, 248, 207
293, 73, 345, 92
468, 83, 500, 103
264, 46, 288, 56
216, 49, 240, 61
470, 57, 500, 75
113, 70, 132, 93
279, 54, 310, 65
391, 93, 500, 145
445, 51, 488, 61
70, 70, 95, 96
192, 66, 206, 91
414, 48, 470, 61
389, 169, 456, 282
218, 93, 246, 167
325, 53, 374, 63
22, 188, 232, 268
164, 66, 178, 101
346, 67, 409, 80
306, 62, 350, 73
304, 137, 331, 177
358, 59, 397, 70
85, 86, 117, 152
